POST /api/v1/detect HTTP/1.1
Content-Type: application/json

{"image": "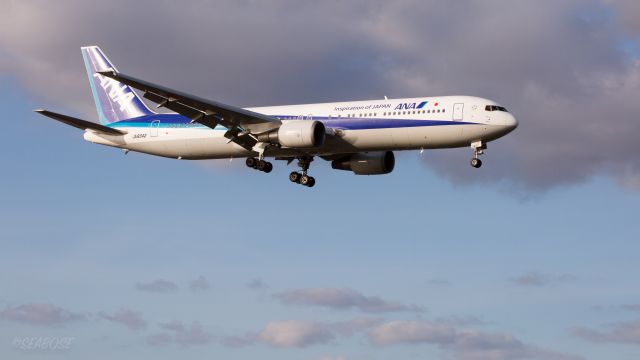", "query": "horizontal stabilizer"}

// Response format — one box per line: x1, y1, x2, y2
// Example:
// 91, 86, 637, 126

34, 109, 126, 135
